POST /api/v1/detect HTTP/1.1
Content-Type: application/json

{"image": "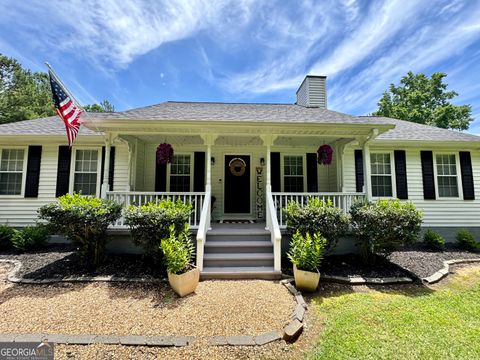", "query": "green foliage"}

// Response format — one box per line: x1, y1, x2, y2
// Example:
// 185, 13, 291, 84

83, 100, 115, 112
455, 229, 478, 251
38, 193, 122, 267
373, 71, 473, 130
124, 199, 192, 260
0, 224, 15, 250
287, 230, 327, 272
11, 224, 49, 252
284, 198, 350, 253
423, 229, 445, 251
0, 54, 55, 124
160, 224, 195, 275
350, 200, 422, 263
